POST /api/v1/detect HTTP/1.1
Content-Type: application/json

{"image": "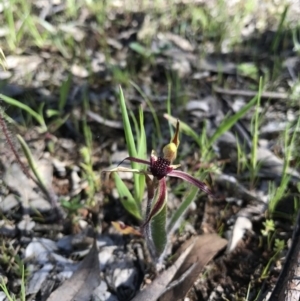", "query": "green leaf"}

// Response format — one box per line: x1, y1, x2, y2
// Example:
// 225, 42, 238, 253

130, 80, 162, 143
59, 74, 72, 113
119, 86, 141, 202
129, 42, 151, 57
151, 203, 167, 257
46, 109, 60, 118
168, 186, 199, 233
136, 107, 147, 202
119, 87, 137, 158
164, 113, 199, 142
114, 173, 142, 220
137, 106, 147, 159
0, 94, 47, 131
17, 135, 49, 197
250, 77, 263, 181
48, 113, 70, 132
208, 93, 258, 147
